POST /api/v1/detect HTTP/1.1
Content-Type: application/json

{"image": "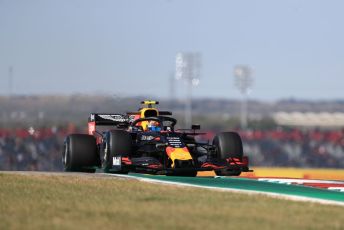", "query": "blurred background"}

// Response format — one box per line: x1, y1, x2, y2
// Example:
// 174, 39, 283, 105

0, 0, 343, 172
